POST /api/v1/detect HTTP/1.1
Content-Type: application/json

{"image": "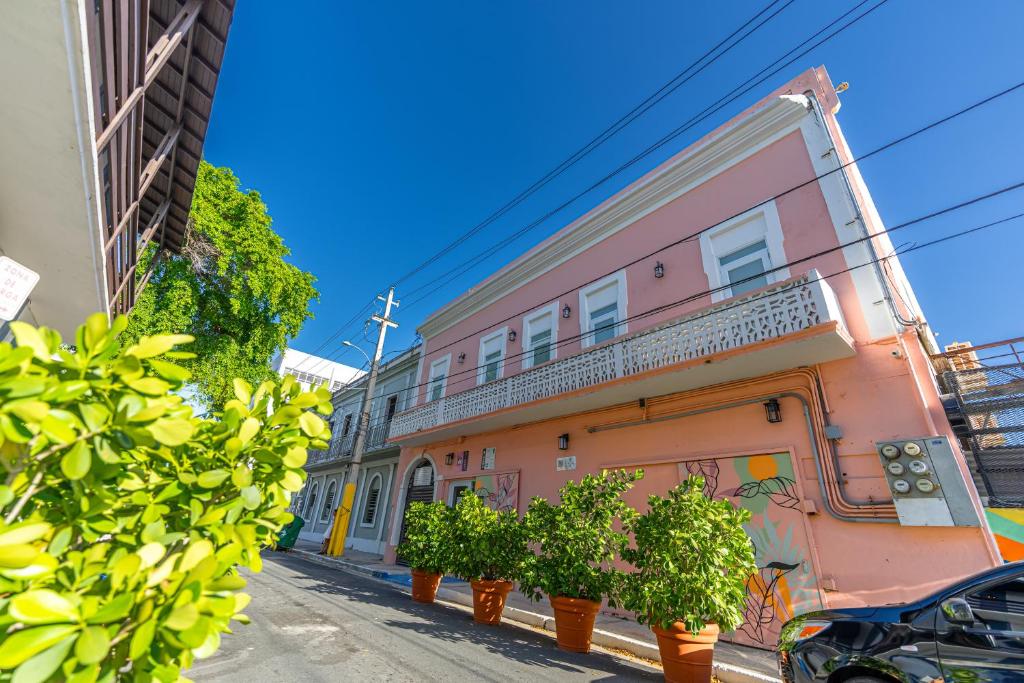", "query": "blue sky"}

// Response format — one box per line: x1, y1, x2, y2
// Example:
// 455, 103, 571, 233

202, 0, 1024, 369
